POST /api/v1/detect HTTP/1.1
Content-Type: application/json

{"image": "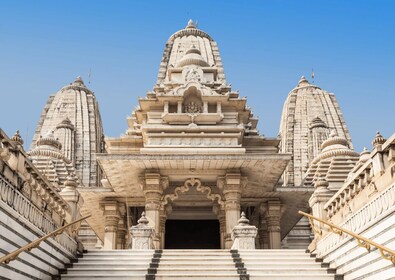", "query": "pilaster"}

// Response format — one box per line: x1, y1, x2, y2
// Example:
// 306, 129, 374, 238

266, 200, 282, 249
141, 173, 165, 248
223, 172, 242, 248
101, 200, 120, 249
